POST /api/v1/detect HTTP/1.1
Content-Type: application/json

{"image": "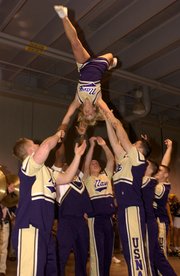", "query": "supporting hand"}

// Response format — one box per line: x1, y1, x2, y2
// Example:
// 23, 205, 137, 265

89, 136, 97, 147
75, 121, 88, 136
74, 140, 87, 156
96, 136, 106, 147
56, 130, 65, 142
